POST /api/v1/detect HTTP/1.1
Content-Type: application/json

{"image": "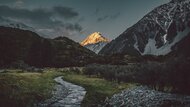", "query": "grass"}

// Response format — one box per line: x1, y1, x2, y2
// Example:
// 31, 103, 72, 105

0, 70, 62, 107
0, 69, 136, 107
61, 72, 136, 107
